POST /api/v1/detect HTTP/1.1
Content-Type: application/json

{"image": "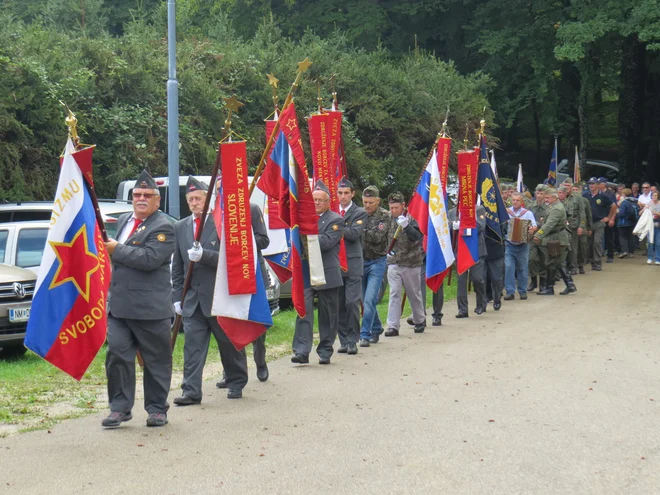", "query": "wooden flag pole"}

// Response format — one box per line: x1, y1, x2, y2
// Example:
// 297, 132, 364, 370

248, 58, 312, 198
